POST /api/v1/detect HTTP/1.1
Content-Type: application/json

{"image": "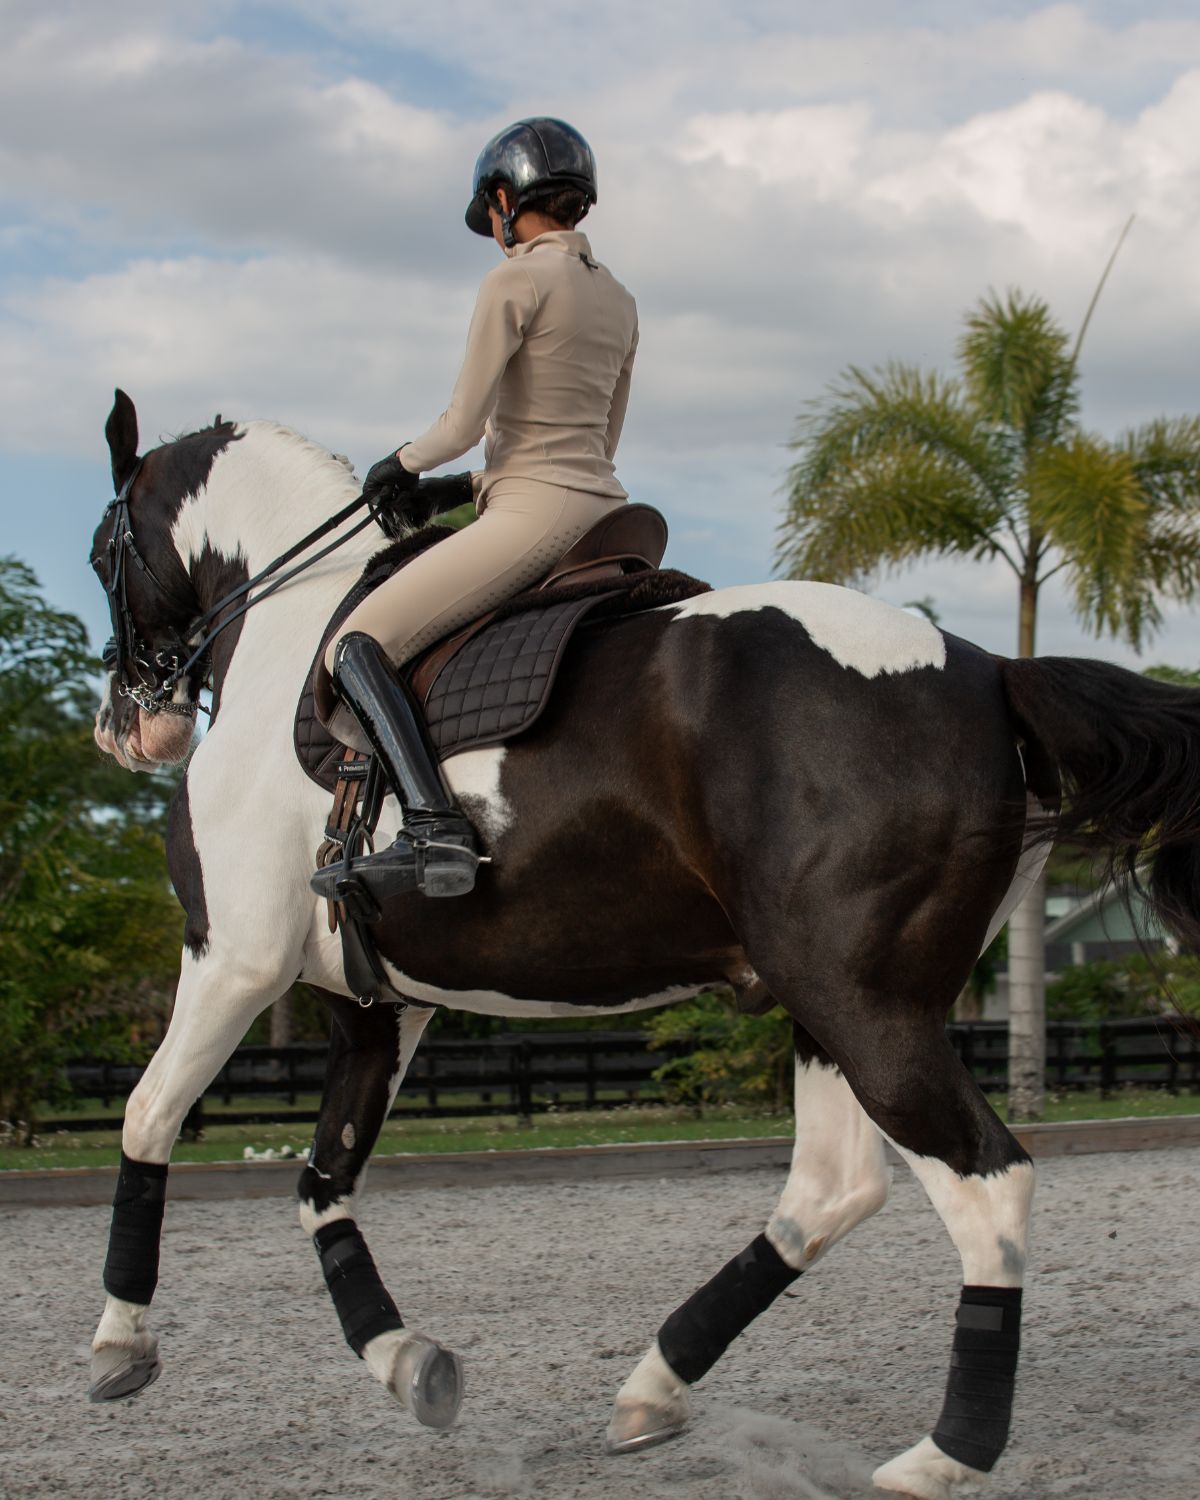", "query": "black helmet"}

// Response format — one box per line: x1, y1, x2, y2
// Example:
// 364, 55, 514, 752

465, 117, 597, 246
